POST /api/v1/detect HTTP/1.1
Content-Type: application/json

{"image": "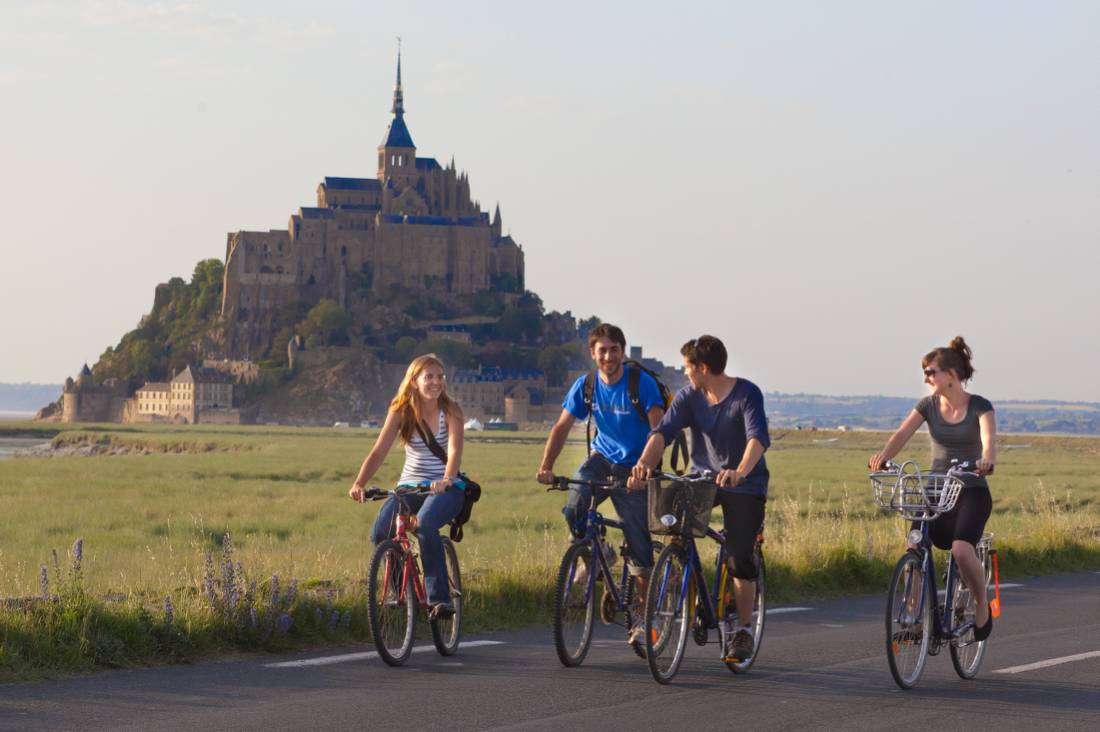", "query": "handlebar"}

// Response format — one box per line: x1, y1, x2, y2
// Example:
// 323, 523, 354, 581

544, 476, 626, 492
362, 484, 434, 501
870, 459, 991, 477
651, 471, 716, 483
